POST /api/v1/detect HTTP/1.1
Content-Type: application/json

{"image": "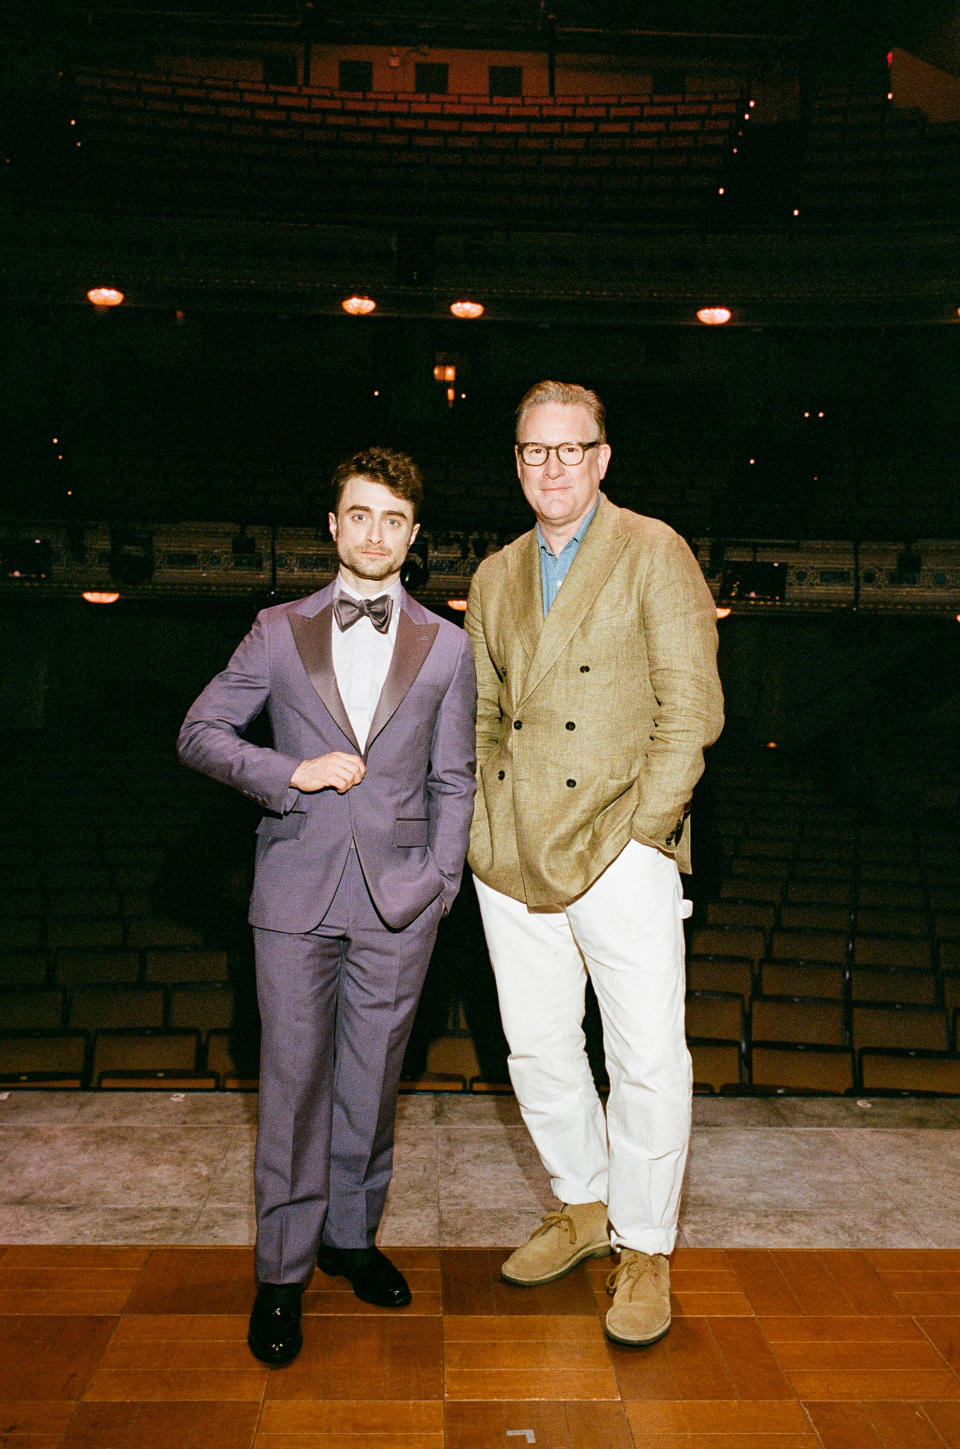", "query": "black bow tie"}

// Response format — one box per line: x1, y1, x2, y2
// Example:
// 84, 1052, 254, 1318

334, 593, 393, 634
